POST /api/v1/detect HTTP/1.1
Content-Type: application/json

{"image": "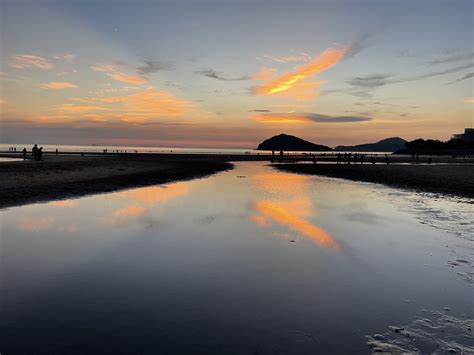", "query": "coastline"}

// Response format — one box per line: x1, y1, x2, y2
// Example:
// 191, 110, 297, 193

273, 163, 474, 199
0, 154, 233, 209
